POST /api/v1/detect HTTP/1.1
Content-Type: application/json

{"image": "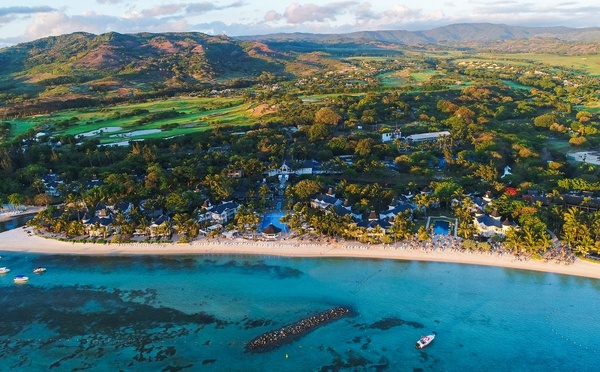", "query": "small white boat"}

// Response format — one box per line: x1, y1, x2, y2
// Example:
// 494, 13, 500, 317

0, 267, 10, 274
415, 333, 435, 349
33, 267, 47, 274
14, 275, 29, 283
